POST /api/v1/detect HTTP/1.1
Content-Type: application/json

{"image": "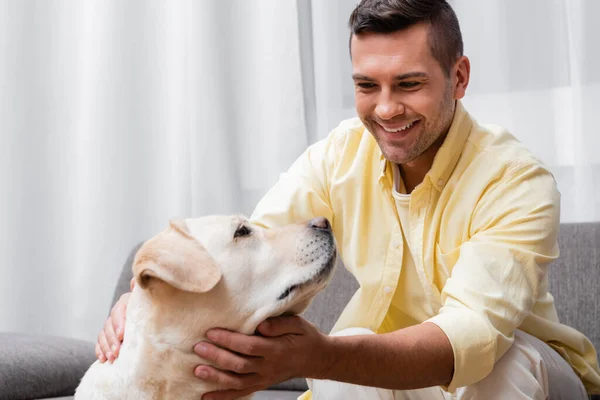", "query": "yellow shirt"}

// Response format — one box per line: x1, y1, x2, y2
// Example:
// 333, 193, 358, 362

250, 101, 600, 395
378, 164, 430, 333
